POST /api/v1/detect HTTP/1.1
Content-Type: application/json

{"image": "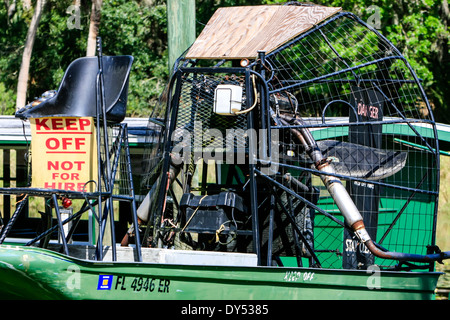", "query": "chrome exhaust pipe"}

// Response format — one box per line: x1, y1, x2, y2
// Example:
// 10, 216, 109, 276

285, 115, 450, 263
